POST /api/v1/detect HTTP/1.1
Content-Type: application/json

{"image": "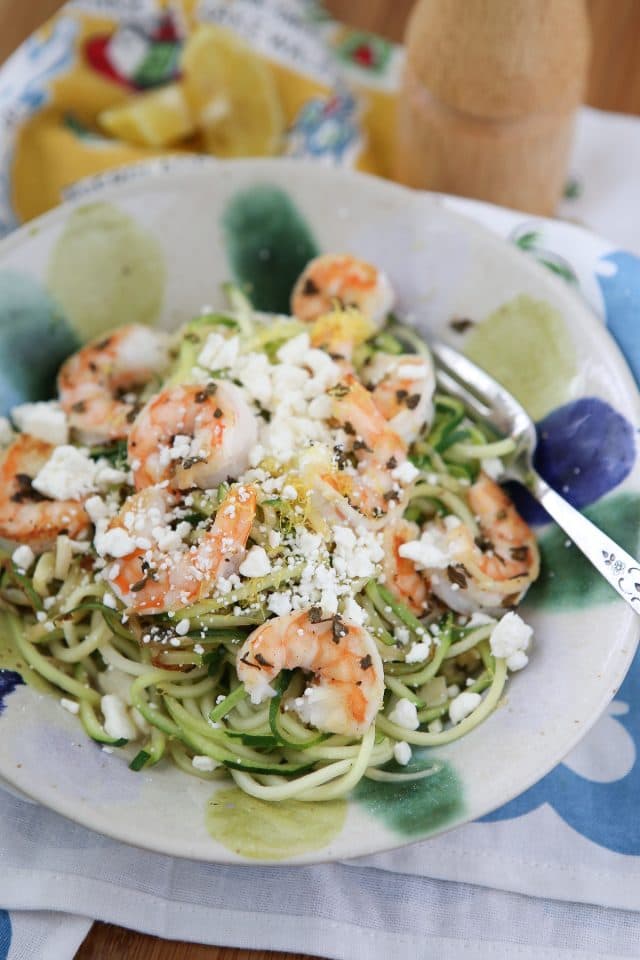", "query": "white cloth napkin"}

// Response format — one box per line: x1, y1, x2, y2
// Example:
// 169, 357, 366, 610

2, 104, 640, 960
